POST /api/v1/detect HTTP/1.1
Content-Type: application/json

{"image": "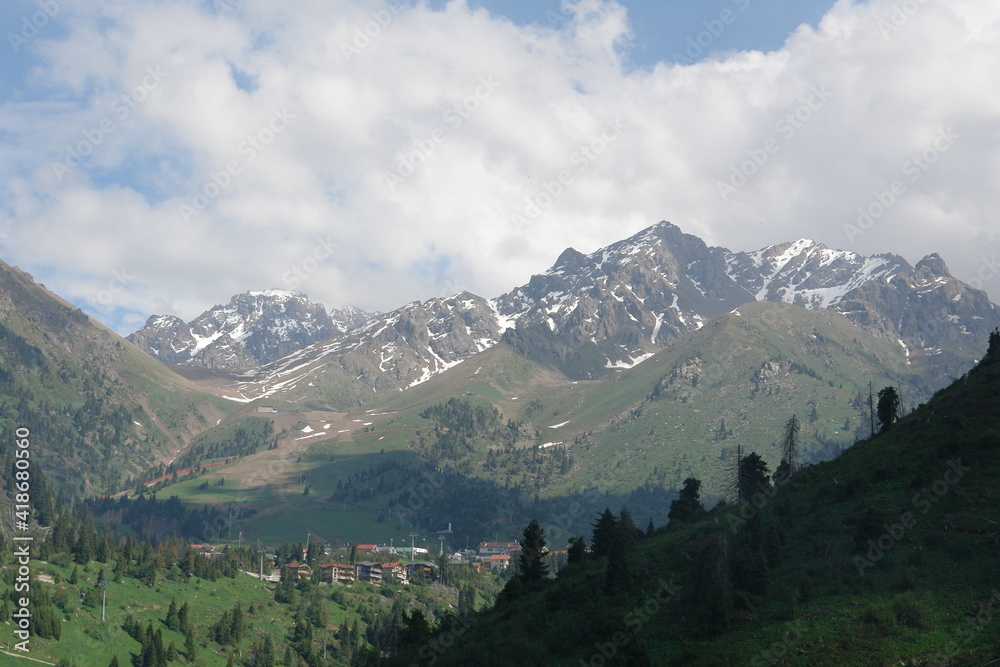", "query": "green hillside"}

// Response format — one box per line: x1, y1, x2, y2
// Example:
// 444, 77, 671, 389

385, 335, 1000, 666
560, 300, 927, 499
0, 260, 236, 497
